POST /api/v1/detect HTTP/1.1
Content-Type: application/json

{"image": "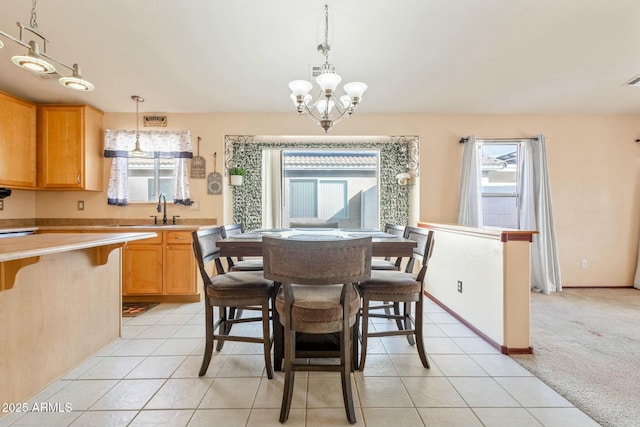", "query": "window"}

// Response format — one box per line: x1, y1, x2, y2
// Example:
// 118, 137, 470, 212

127, 158, 176, 202
480, 142, 519, 228
281, 150, 378, 228
288, 179, 348, 219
